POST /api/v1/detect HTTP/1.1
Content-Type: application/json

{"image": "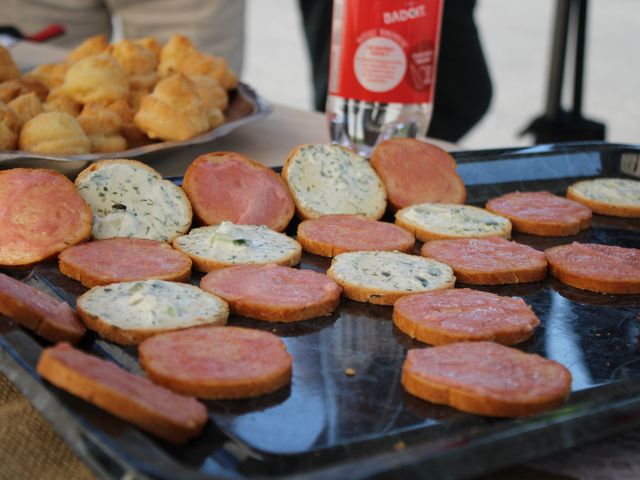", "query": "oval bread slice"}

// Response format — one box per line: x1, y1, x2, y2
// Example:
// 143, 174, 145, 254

182, 151, 295, 231
421, 237, 548, 285
139, 326, 292, 400
545, 242, 640, 294
327, 251, 455, 305
297, 214, 415, 257
402, 341, 572, 417
393, 288, 540, 346
396, 203, 512, 242
75, 159, 192, 242
76, 279, 229, 345
200, 264, 342, 322
370, 138, 466, 210
566, 178, 640, 218
59, 237, 192, 287
173, 221, 302, 272
485, 191, 591, 236
282, 144, 387, 220
0, 168, 92, 267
